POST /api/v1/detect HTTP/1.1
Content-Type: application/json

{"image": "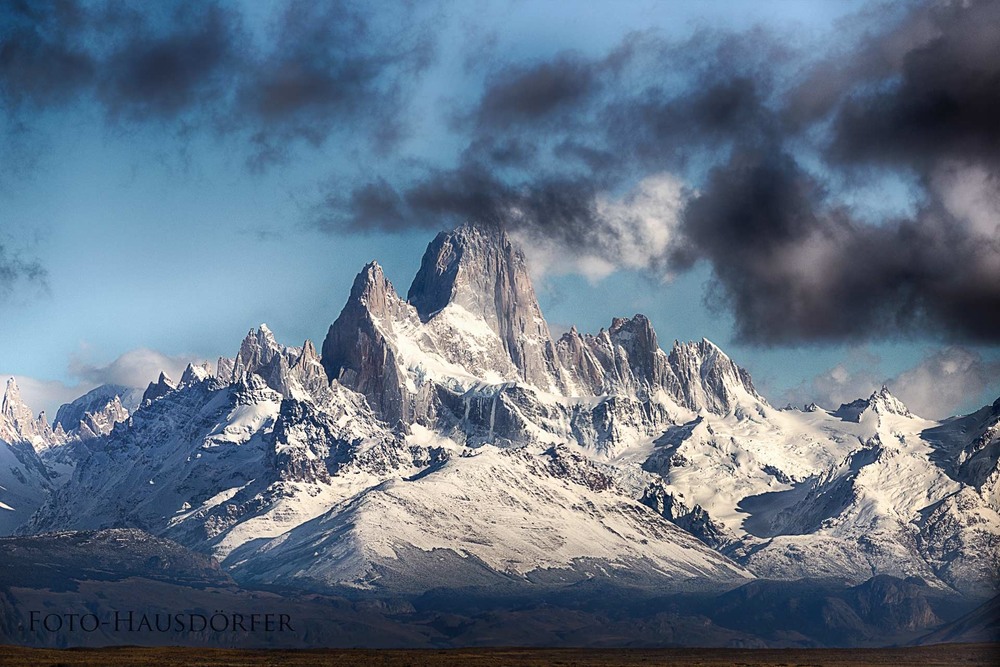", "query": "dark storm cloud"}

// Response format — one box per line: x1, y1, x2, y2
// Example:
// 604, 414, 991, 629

603, 74, 777, 172
95, 1, 242, 122
332, 26, 790, 225
0, 0, 436, 301
0, 243, 47, 300
327, 159, 605, 254
238, 0, 436, 169
682, 148, 1000, 343
326, 0, 1000, 344
472, 54, 601, 128
0, 0, 436, 166
0, 0, 96, 108
697, 0, 1000, 343
0, 0, 240, 121
828, 0, 1000, 171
